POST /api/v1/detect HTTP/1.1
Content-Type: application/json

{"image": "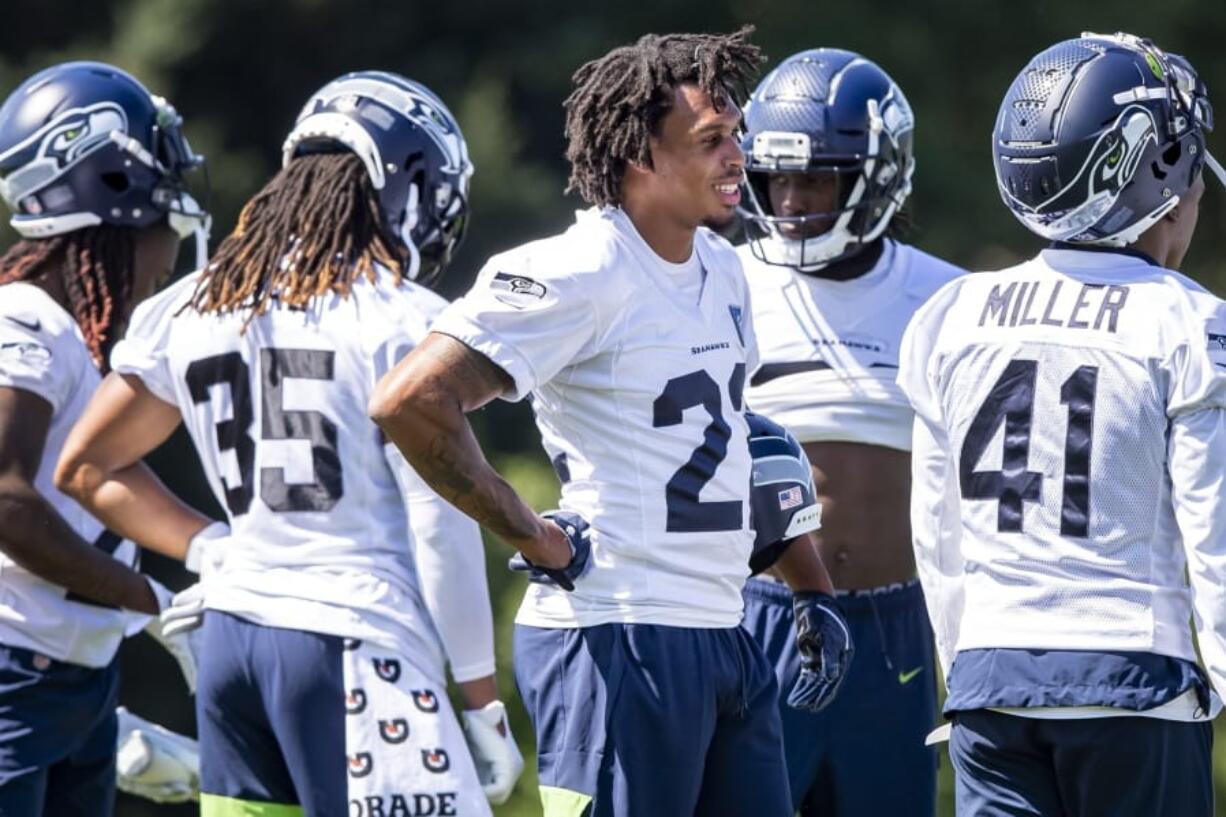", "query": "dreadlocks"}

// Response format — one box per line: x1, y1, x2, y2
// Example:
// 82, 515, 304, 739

188, 153, 402, 321
0, 227, 135, 368
563, 26, 765, 207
